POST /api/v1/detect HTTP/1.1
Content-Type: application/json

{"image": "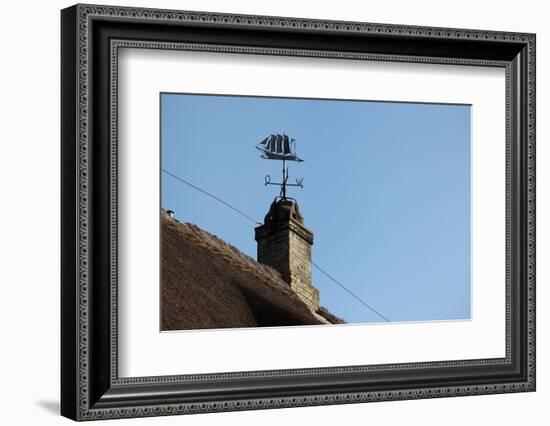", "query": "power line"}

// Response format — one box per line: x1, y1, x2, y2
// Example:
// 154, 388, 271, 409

312, 262, 390, 322
162, 168, 390, 322
162, 169, 261, 225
